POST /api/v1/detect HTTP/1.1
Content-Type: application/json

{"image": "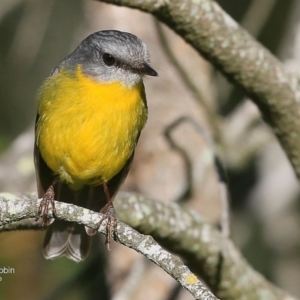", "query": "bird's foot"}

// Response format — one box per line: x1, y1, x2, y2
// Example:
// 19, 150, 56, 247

37, 184, 56, 226
97, 205, 117, 250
